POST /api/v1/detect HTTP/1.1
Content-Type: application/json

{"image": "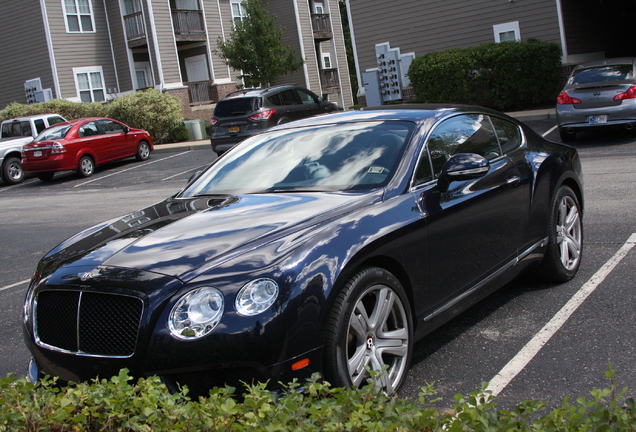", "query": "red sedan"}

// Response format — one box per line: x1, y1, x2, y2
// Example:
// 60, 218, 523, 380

22, 117, 153, 181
